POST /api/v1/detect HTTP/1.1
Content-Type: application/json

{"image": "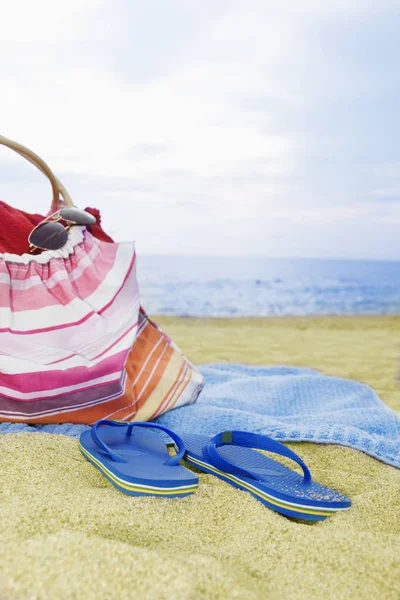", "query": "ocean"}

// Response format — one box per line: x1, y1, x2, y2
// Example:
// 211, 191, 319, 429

136, 256, 400, 317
